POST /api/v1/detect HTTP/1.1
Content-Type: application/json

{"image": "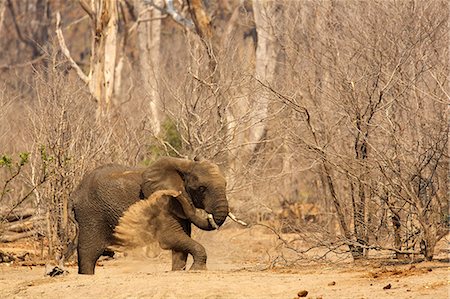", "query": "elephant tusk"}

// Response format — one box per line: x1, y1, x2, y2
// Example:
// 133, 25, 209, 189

228, 212, 248, 226
207, 214, 219, 229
